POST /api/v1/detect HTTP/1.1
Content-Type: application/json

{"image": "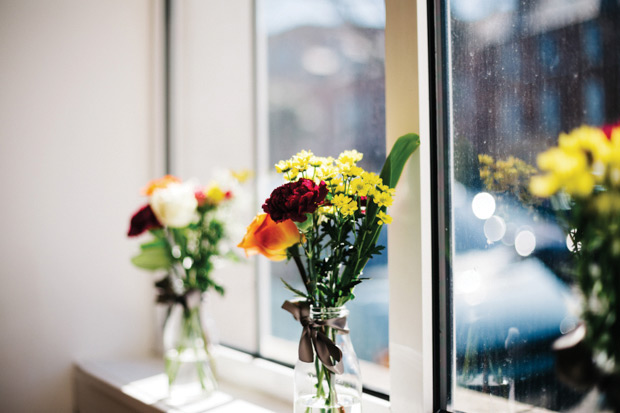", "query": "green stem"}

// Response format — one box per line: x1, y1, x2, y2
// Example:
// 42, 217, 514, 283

315, 357, 325, 398
190, 308, 208, 390
313, 214, 320, 303
165, 309, 191, 386
311, 326, 339, 409
165, 306, 216, 393
290, 245, 311, 295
